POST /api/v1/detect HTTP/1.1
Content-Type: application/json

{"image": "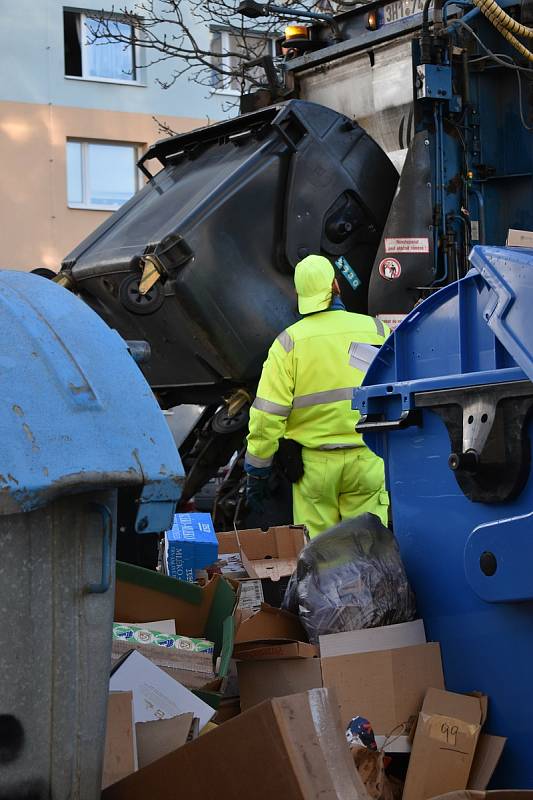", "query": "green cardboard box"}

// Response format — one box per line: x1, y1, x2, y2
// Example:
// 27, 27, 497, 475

114, 562, 237, 708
